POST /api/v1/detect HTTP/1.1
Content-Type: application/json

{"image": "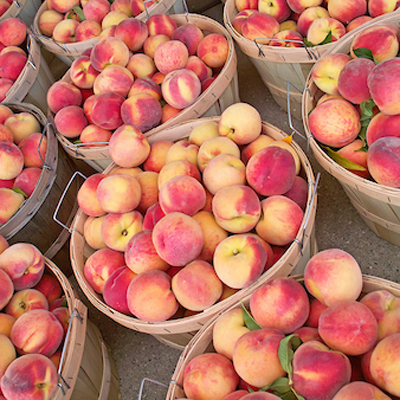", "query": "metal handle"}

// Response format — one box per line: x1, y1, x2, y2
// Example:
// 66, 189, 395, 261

38, 119, 54, 170
138, 378, 168, 400
53, 171, 87, 233
253, 38, 318, 60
